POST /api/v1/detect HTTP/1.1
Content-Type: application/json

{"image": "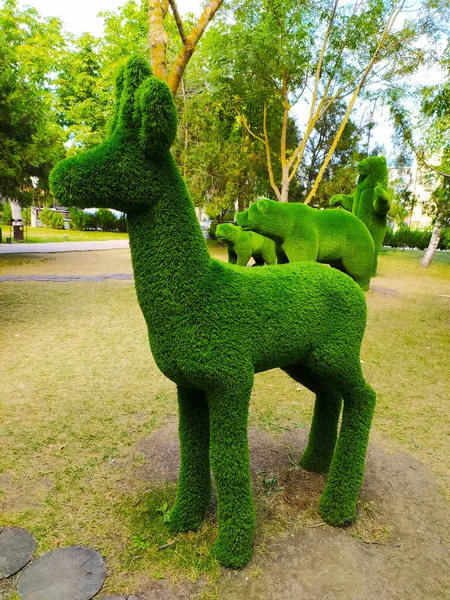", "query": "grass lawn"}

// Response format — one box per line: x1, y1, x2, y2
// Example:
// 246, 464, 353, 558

1, 225, 128, 243
0, 247, 449, 598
